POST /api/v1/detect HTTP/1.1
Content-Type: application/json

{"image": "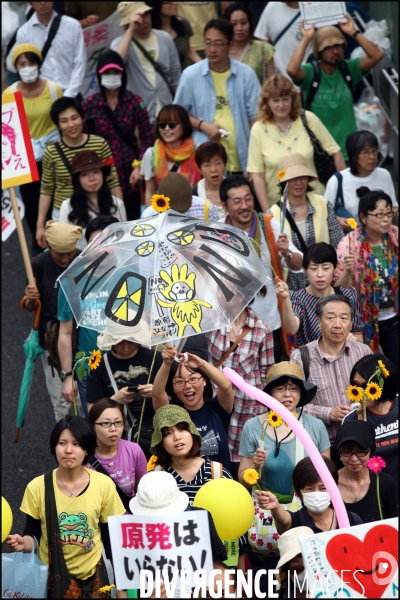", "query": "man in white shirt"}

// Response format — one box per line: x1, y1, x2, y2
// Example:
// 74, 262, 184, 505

254, 1, 312, 82
8, 1, 85, 98
112, 1, 181, 124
